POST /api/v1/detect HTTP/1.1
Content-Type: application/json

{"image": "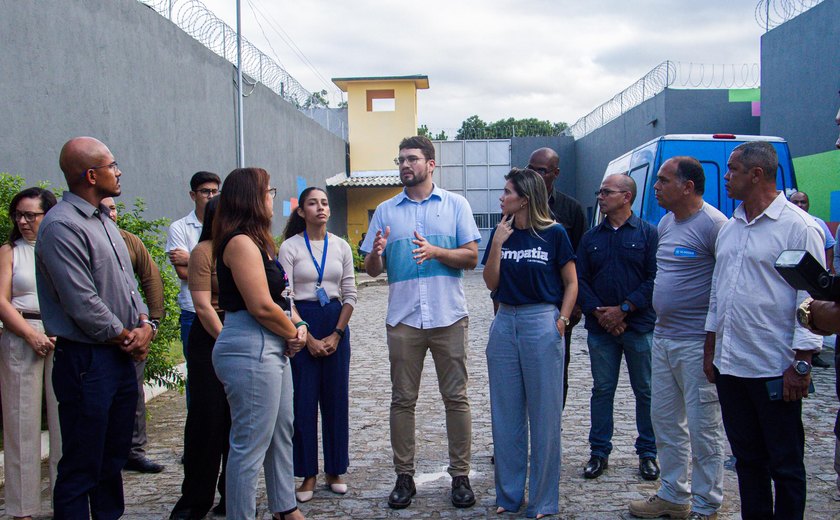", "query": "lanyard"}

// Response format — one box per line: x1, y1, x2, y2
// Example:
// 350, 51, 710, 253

303, 230, 328, 287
